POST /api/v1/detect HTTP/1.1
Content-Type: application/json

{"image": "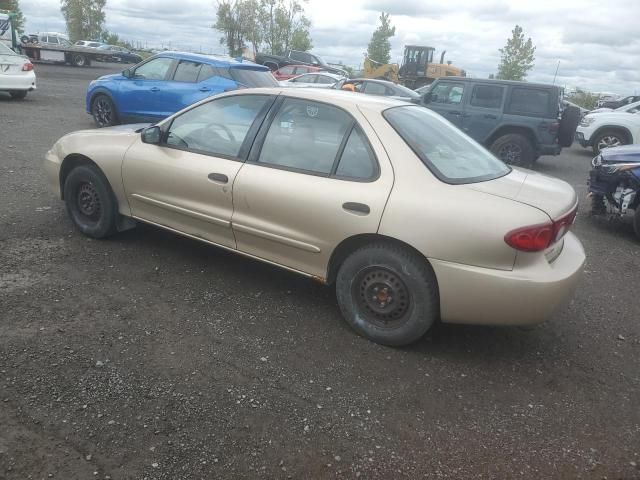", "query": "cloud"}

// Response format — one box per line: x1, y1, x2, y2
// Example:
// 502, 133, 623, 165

18, 0, 640, 94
